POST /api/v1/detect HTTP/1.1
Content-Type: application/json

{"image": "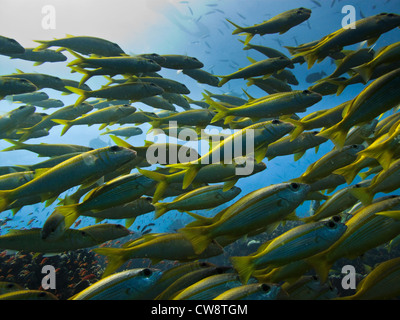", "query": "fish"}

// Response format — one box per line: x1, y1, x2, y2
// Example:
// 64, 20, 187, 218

0, 146, 137, 213
292, 144, 365, 184
2, 140, 94, 157
16, 102, 94, 142
319, 68, 400, 149
100, 126, 143, 139
265, 131, 327, 161
0, 282, 24, 295
65, 82, 164, 106
302, 179, 371, 223
157, 55, 204, 69
281, 275, 337, 300
33, 35, 126, 56
240, 40, 291, 59
0, 77, 37, 99
353, 41, 400, 82
217, 56, 295, 87
323, 48, 375, 80
179, 182, 310, 255
1, 71, 66, 91
67, 50, 161, 76
208, 90, 321, 123
155, 266, 231, 300
246, 77, 293, 94
227, 8, 312, 45
173, 272, 256, 300
308, 196, 400, 283
0, 290, 58, 300
94, 233, 223, 278
70, 268, 162, 300
181, 69, 220, 87
154, 185, 241, 218
7, 91, 49, 103
231, 217, 346, 283
350, 159, 400, 205
305, 71, 327, 83
79, 197, 155, 228
27, 99, 64, 109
